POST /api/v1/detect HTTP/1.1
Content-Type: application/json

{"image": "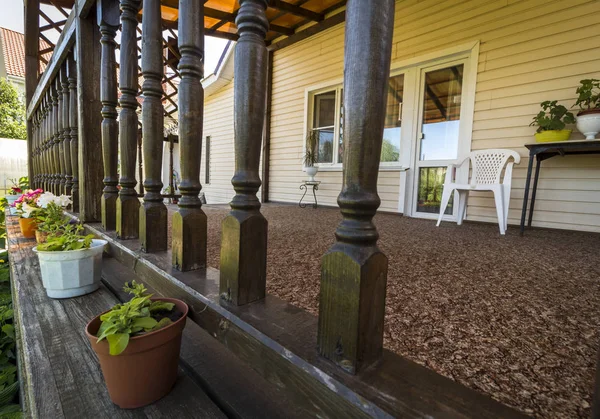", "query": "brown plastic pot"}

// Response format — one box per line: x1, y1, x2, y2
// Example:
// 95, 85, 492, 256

85, 298, 188, 409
